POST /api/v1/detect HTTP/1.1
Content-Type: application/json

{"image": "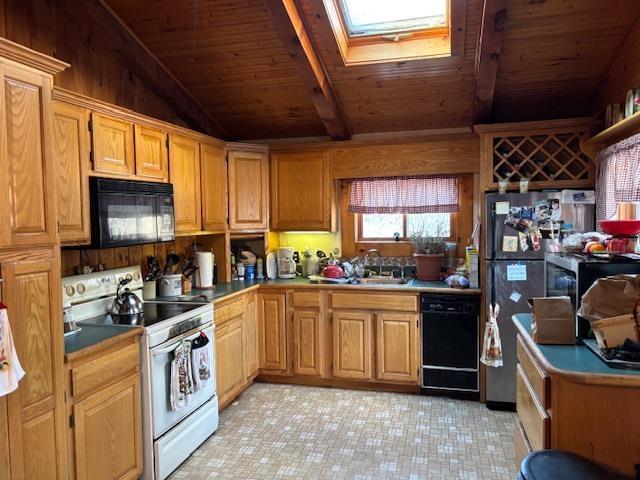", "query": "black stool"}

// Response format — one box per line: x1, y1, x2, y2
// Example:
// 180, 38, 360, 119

519, 451, 618, 480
